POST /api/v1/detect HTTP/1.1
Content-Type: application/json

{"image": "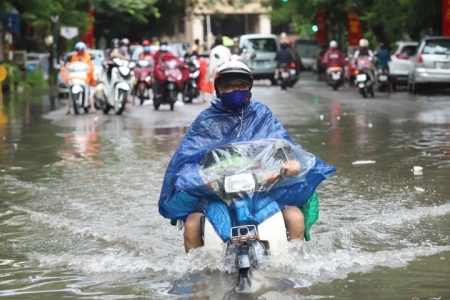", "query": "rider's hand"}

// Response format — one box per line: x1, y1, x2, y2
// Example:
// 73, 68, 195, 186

282, 160, 301, 177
